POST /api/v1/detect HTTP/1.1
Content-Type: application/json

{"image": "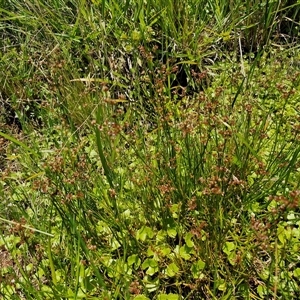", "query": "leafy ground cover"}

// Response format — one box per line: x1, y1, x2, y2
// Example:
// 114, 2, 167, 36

1, 0, 300, 299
